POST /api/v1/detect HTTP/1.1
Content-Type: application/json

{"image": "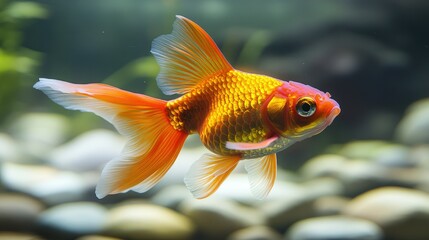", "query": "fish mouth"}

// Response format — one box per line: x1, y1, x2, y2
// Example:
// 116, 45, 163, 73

307, 106, 341, 137
326, 106, 341, 126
